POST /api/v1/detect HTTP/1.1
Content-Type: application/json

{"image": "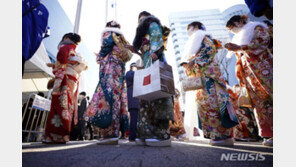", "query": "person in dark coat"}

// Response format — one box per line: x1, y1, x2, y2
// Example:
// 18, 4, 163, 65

126, 63, 140, 142
85, 96, 94, 140
70, 92, 88, 140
